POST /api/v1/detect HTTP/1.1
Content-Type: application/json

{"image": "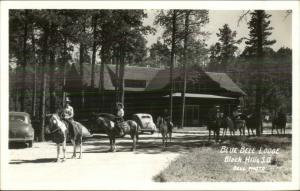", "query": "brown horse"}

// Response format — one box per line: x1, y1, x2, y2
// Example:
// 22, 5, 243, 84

47, 114, 83, 162
156, 116, 173, 147
93, 113, 139, 152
